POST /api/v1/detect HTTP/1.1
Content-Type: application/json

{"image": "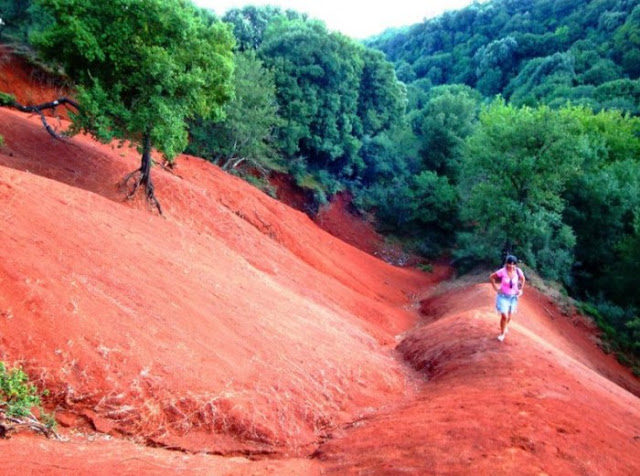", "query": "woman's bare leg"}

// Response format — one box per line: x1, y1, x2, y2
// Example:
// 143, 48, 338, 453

498, 314, 508, 341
